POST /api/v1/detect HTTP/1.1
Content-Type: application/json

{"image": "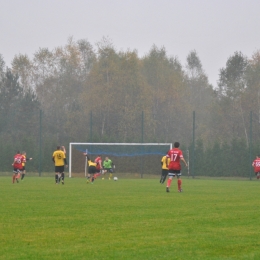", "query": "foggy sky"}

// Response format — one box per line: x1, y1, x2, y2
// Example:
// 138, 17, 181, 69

1, 0, 260, 87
